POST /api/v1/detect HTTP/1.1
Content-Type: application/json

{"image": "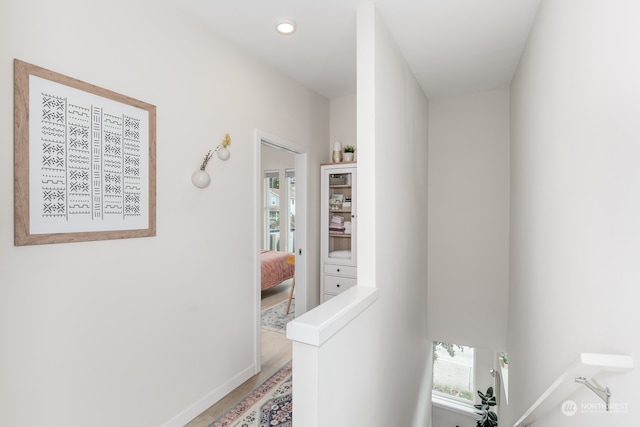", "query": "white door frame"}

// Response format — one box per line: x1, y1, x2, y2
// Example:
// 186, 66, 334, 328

254, 129, 308, 373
